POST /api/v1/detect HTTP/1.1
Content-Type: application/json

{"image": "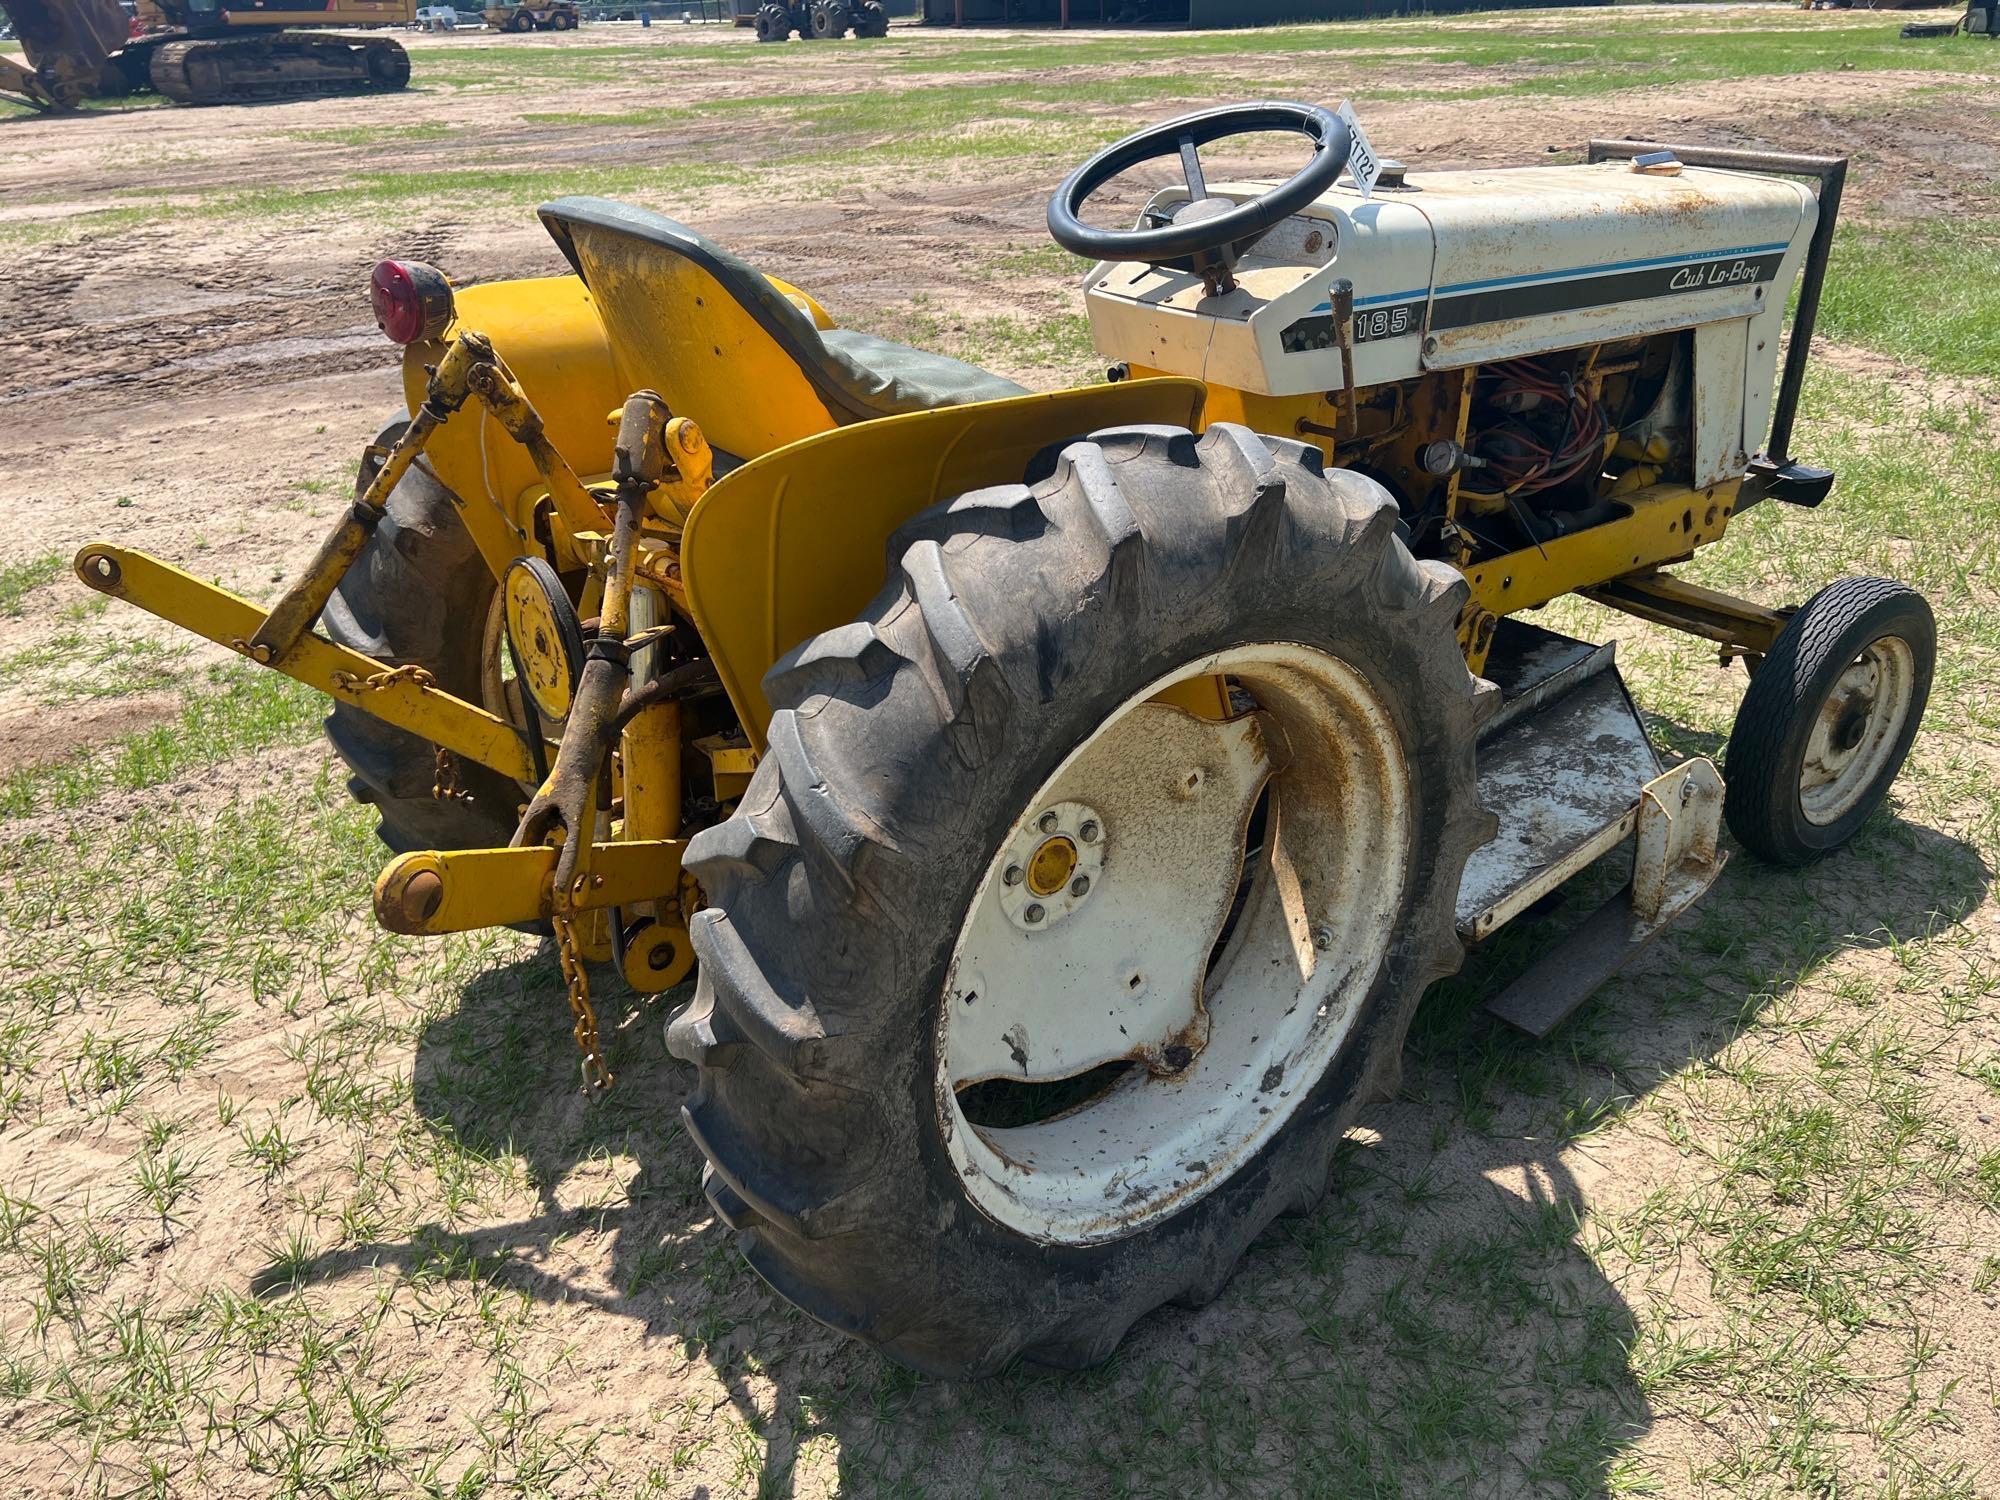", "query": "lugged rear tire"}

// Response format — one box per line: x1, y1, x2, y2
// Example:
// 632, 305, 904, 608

807, 0, 848, 38
666, 423, 1496, 1376
319, 417, 521, 856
